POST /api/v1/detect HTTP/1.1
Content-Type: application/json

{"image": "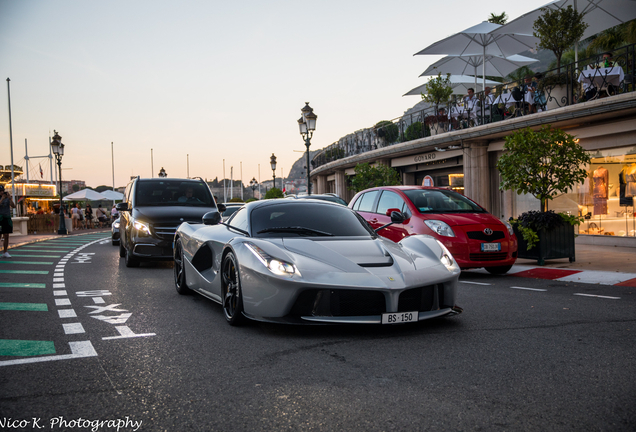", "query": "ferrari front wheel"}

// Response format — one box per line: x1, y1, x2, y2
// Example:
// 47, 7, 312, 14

221, 252, 246, 326
174, 238, 189, 295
